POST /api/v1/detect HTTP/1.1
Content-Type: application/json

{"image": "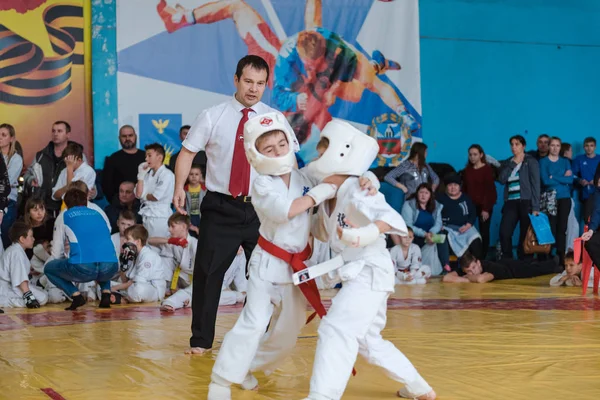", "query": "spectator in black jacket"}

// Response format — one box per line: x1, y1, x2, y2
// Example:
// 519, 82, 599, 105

104, 181, 142, 233
101, 125, 146, 202
22, 121, 85, 218
168, 125, 206, 172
